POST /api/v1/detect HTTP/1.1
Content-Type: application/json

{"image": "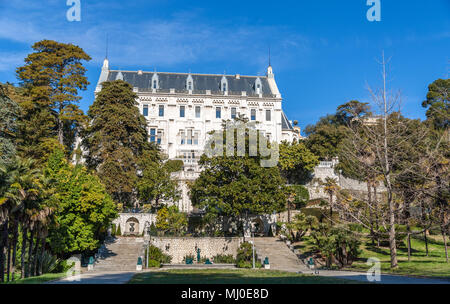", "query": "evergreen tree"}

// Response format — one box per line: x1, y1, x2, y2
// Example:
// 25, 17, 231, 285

82, 80, 155, 206
0, 84, 20, 166
16, 40, 91, 153
422, 78, 449, 130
